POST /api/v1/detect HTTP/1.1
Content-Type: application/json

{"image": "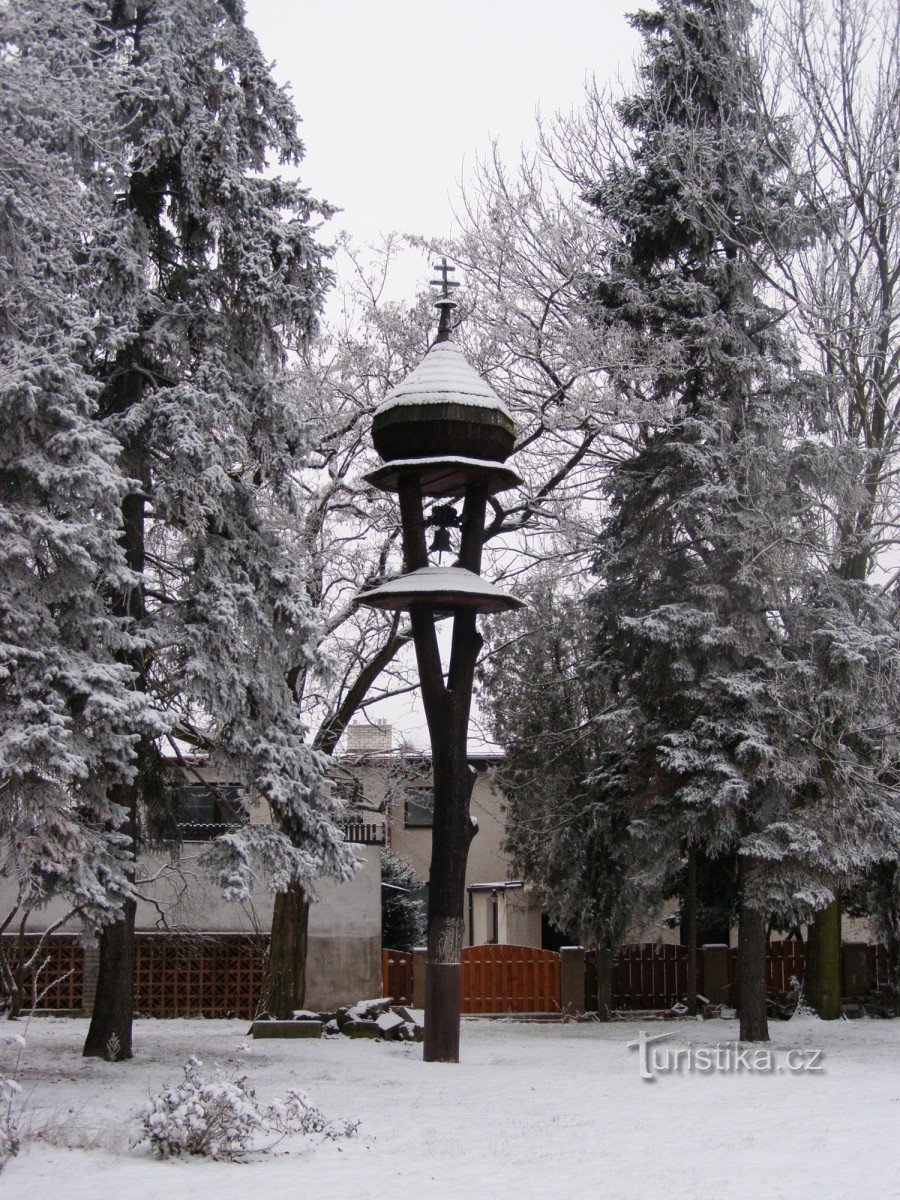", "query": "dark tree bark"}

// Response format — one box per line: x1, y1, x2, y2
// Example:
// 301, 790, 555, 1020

83, 394, 147, 1061
737, 859, 769, 1042
263, 882, 310, 1018
685, 845, 698, 1015
83, 894, 137, 1060
806, 897, 842, 1019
